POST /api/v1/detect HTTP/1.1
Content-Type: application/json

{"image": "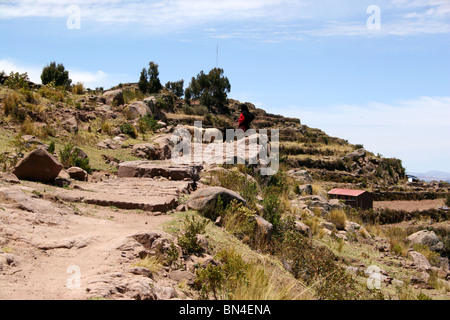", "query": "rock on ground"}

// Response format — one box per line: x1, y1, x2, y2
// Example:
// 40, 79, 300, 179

408, 230, 445, 252
12, 149, 63, 183
187, 186, 246, 211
